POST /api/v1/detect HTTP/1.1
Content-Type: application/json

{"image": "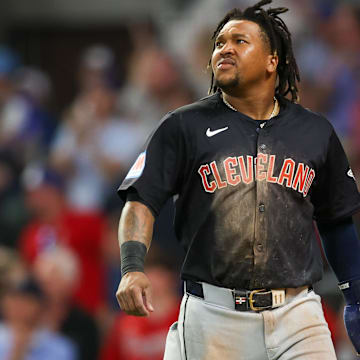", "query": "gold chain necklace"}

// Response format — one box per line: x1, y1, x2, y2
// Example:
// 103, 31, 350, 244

222, 95, 279, 119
